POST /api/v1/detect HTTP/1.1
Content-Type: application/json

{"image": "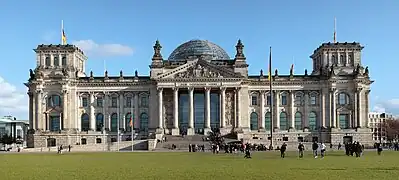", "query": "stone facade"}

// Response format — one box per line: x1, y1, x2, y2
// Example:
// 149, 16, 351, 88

25, 39, 374, 149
